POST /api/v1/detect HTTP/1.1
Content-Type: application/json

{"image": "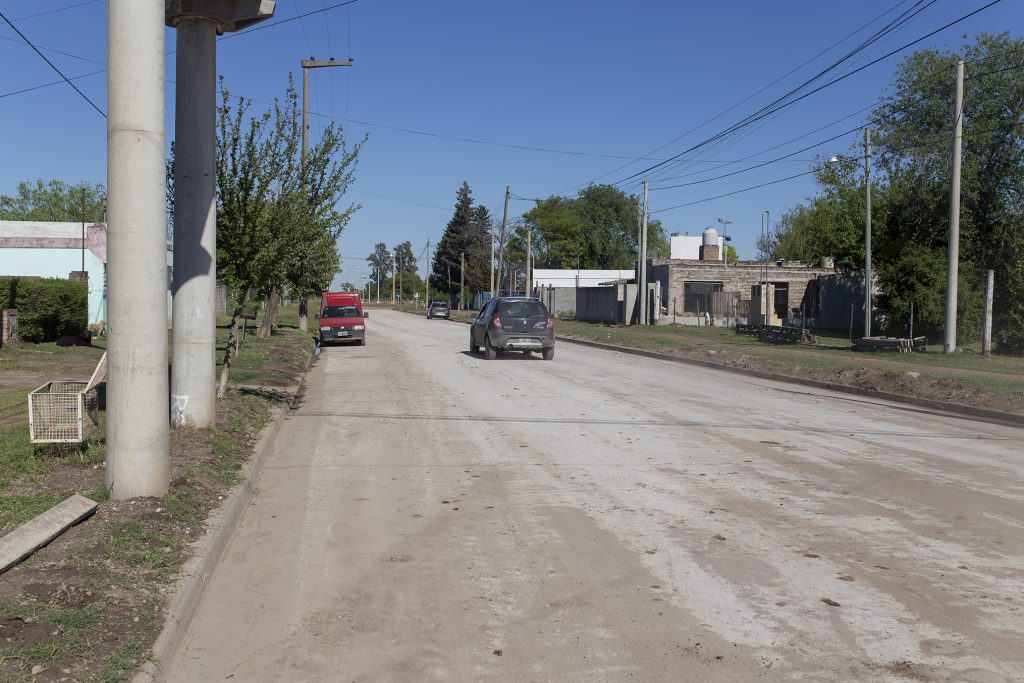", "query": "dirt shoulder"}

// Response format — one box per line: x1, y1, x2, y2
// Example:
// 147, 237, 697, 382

0, 314, 314, 682
554, 320, 1024, 416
